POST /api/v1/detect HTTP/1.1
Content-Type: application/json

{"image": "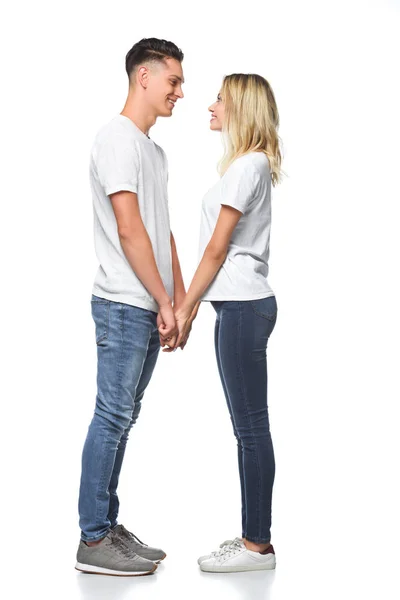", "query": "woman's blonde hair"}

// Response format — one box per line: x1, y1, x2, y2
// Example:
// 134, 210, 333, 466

218, 73, 283, 186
